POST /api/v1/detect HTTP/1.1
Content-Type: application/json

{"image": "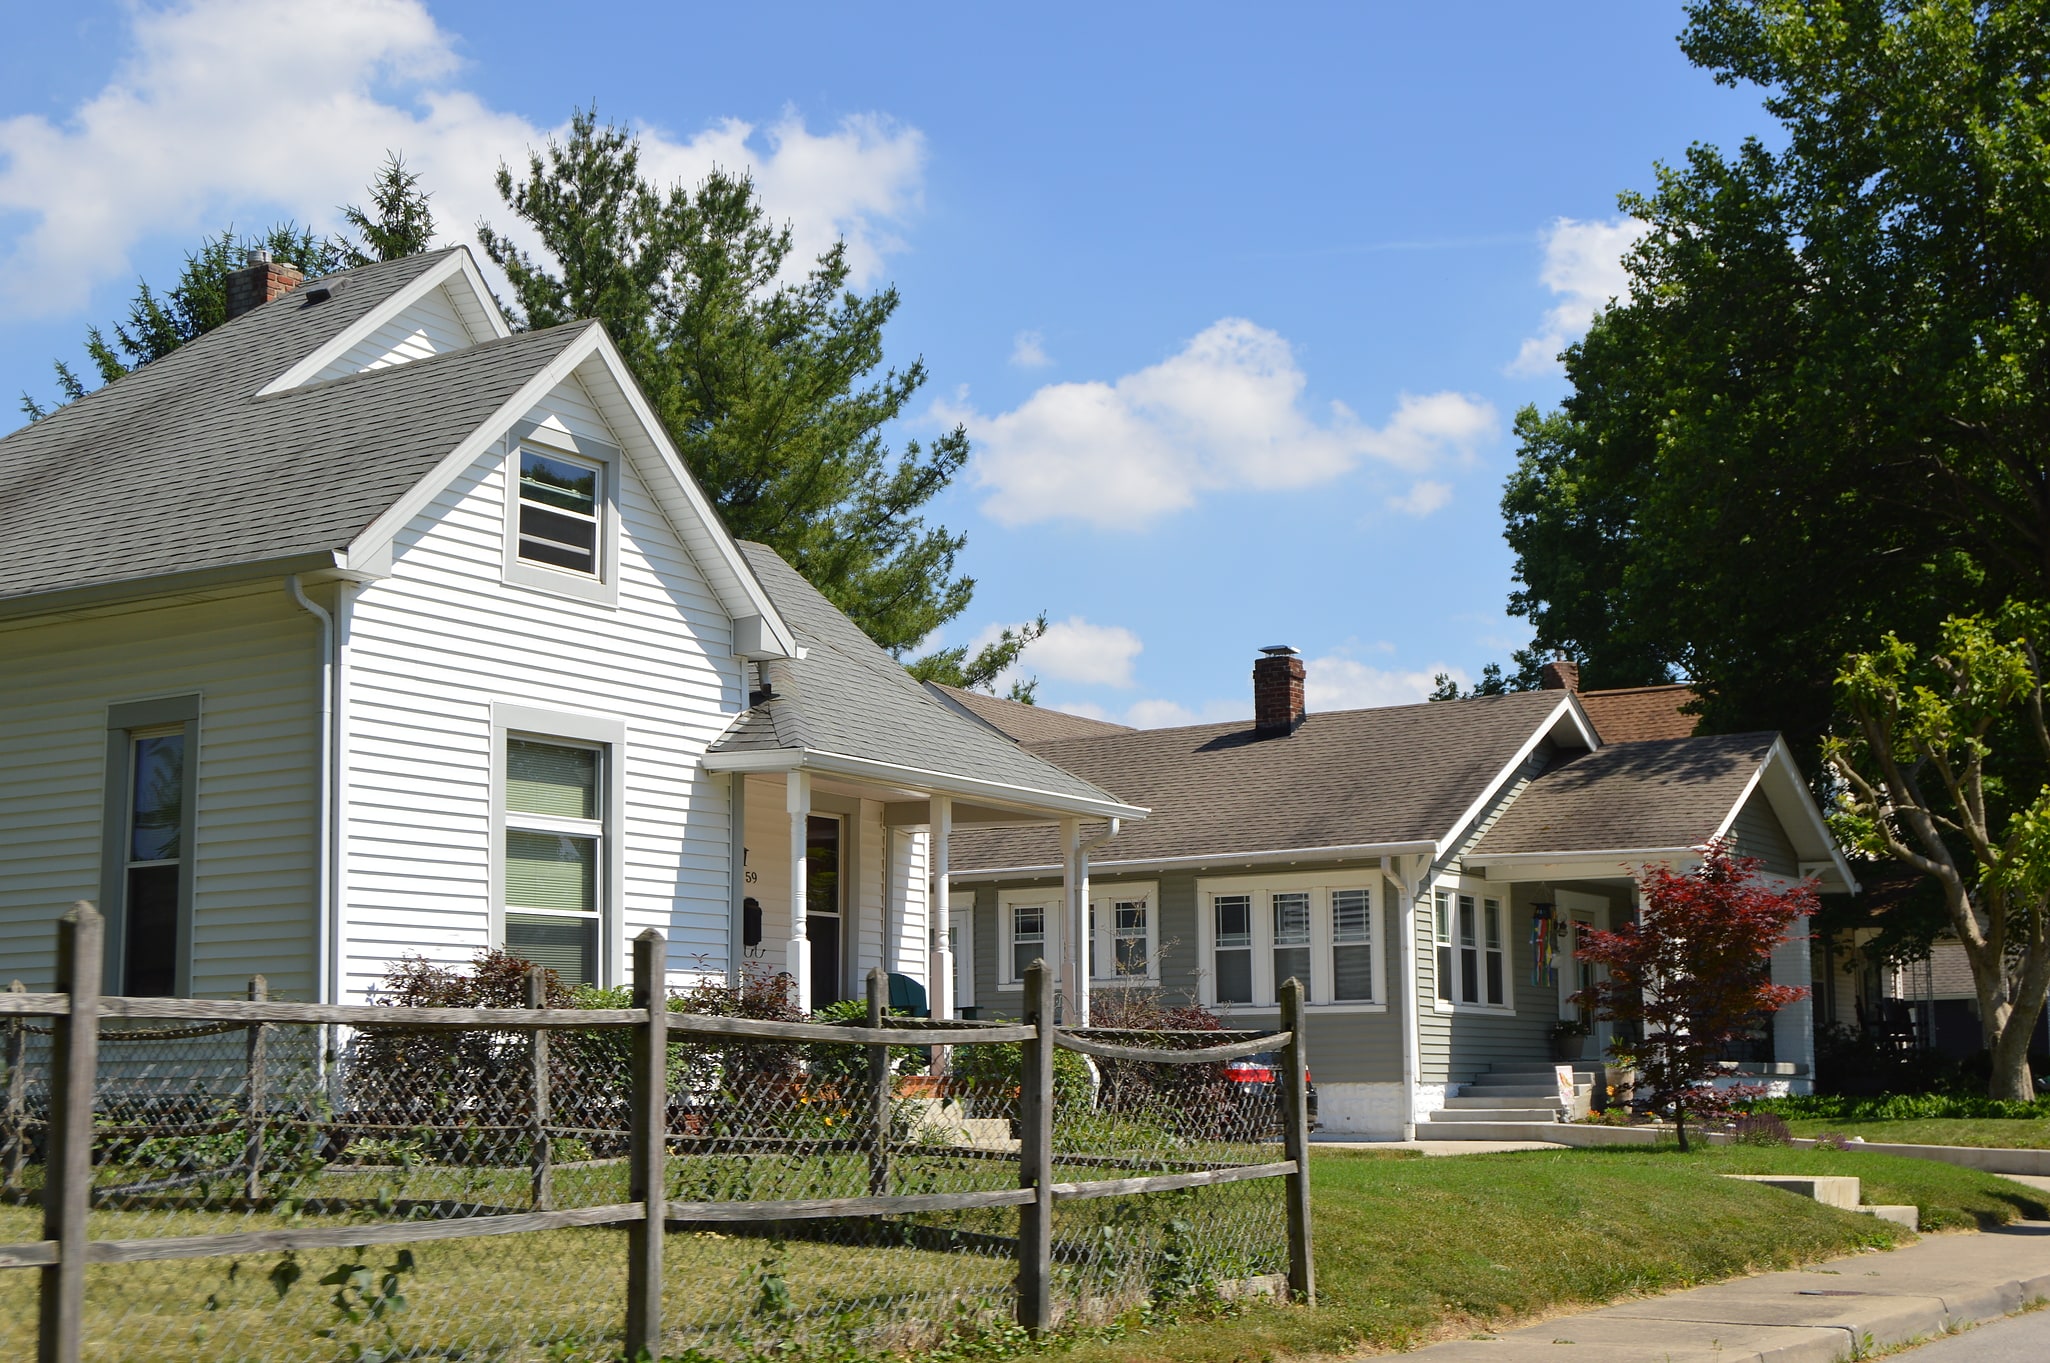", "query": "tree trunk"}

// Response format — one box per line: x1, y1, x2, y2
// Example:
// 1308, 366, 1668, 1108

1674, 1105, 1690, 1153
1988, 1013, 2036, 1101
